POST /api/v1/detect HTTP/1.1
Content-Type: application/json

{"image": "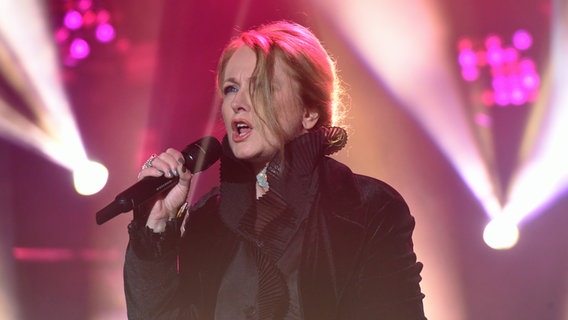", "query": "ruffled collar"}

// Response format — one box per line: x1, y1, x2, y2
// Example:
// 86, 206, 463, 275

218, 126, 348, 231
